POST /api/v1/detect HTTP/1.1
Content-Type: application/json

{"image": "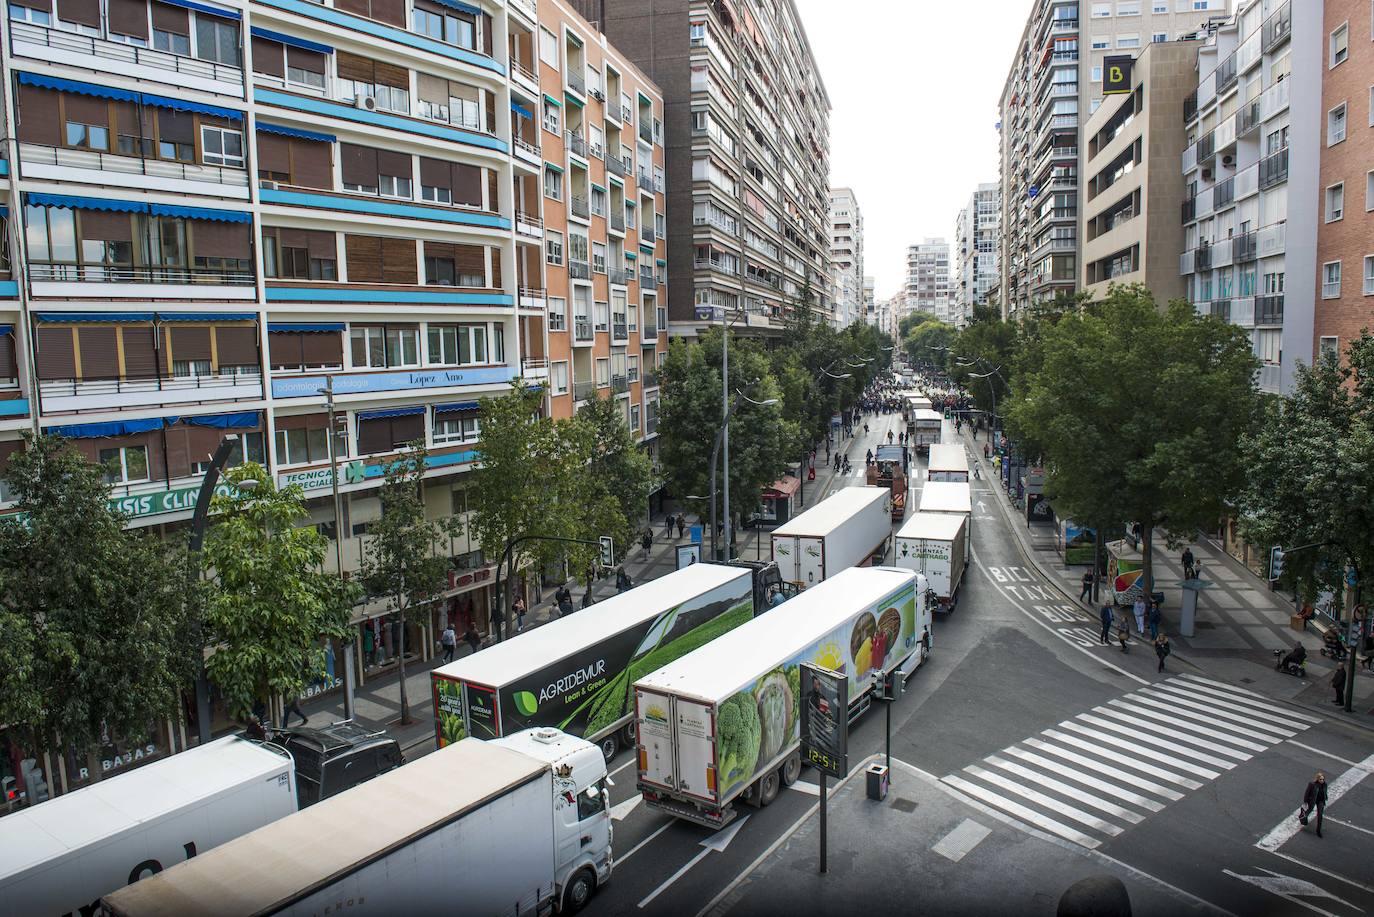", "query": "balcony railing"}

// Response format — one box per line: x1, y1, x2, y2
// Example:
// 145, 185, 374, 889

567, 131, 589, 158
1255, 294, 1284, 325
610, 213, 625, 232
645, 414, 658, 434
508, 0, 536, 18
641, 225, 656, 243
567, 70, 586, 96
512, 136, 540, 161
641, 317, 657, 339
1214, 178, 1234, 209
515, 210, 543, 235
1195, 130, 1215, 164
570, 195, 590, 219
1261, 0, 1291, 52
612, 322, 629, 341
20, 143, 248, 188
10, 21, 242, 85
29, 263, 254, 285
643, 369, 659, 389
1195, 243, 1212, 272
39, 370, 262, 410
607, 156, 626, 177
1233, 230, 1257, 263
638, 122, 653, 144
511, 58, 538, 85
569, 259, 591, 280
1182, 197, 1196, 224
573, 318, 593, 342
1214, 54, 1238, 95
609, 268, 630, 285
1209, 298, 1231, 322
573, 380, 595, 401
1236, 100, 1261, 137
611, 374, 629, 394
1183, 90, 1198, 124
640, 265, 656, 285
1259, 148, 1288, 189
